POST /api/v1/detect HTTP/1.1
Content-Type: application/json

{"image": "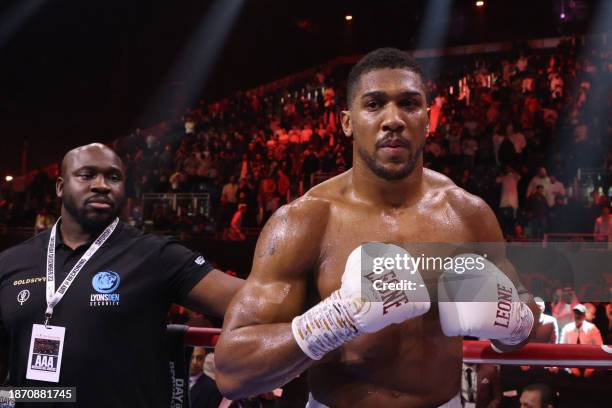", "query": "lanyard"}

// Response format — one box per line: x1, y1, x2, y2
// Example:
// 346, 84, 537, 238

45, 217, 119, 326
